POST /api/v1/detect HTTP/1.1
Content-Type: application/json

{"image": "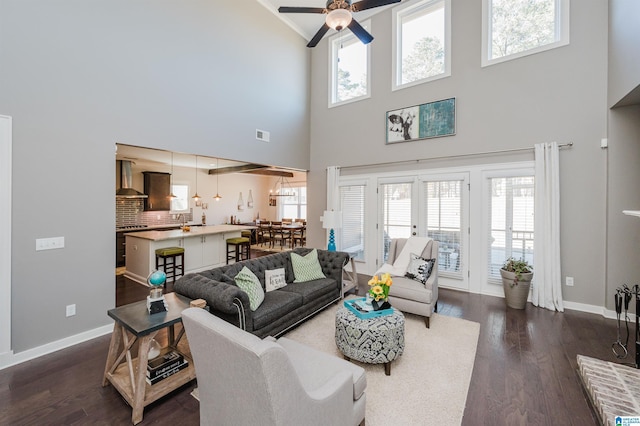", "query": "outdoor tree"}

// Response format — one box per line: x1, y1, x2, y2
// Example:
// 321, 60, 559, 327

402, 37, 444, 84
490, 0, 555, 59
337, 68, 366, 102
